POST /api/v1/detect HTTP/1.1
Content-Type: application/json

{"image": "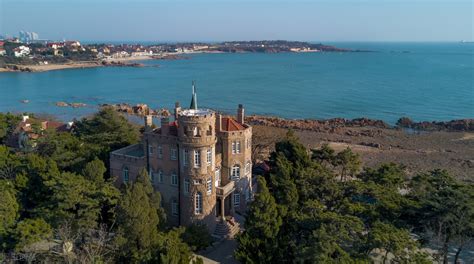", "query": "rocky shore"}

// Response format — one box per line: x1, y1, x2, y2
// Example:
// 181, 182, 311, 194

246, 115, 474, 132
397, 117, 474, 132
